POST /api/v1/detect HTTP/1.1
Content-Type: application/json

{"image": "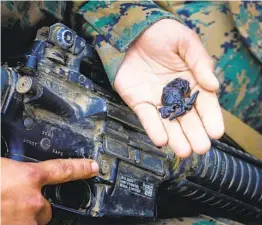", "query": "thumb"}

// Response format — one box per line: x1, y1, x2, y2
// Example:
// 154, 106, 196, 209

178, 29, 219, 91
36, 158, 99, 185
